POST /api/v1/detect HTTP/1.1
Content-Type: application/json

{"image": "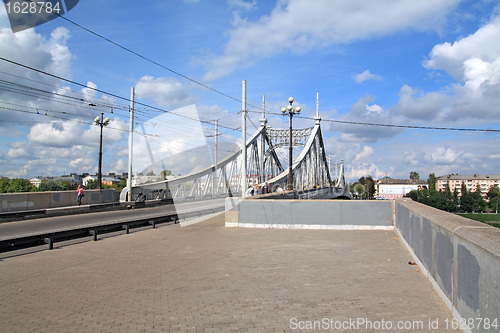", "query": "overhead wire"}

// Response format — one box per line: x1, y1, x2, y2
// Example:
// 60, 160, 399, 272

0, 75, 241, 146
0, 58, 241, 133
245, 108, 500, 133
6, 3, 498, 134
0, 104, 224, 150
